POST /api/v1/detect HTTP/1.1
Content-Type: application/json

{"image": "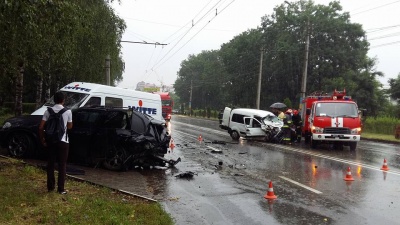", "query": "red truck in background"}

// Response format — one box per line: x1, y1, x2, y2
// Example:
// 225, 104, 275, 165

159, 92, 173, 121
300, 90, 362, 150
